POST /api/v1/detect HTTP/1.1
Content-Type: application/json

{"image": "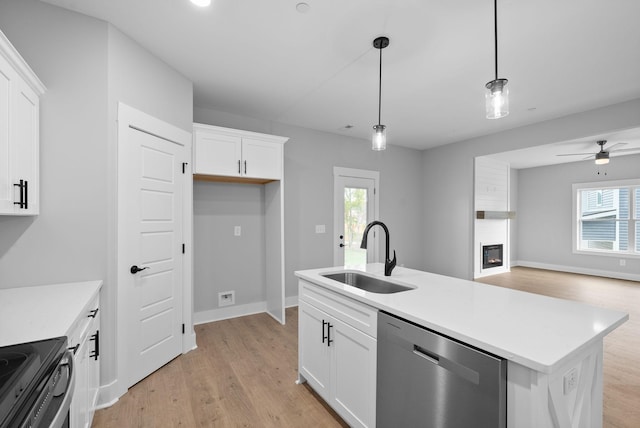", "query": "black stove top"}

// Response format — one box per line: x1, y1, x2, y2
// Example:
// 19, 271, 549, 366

0, 337, 67, 428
